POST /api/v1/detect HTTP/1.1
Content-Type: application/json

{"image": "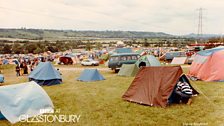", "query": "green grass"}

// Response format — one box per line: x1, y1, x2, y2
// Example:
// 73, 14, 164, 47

0, 65, 224, 126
